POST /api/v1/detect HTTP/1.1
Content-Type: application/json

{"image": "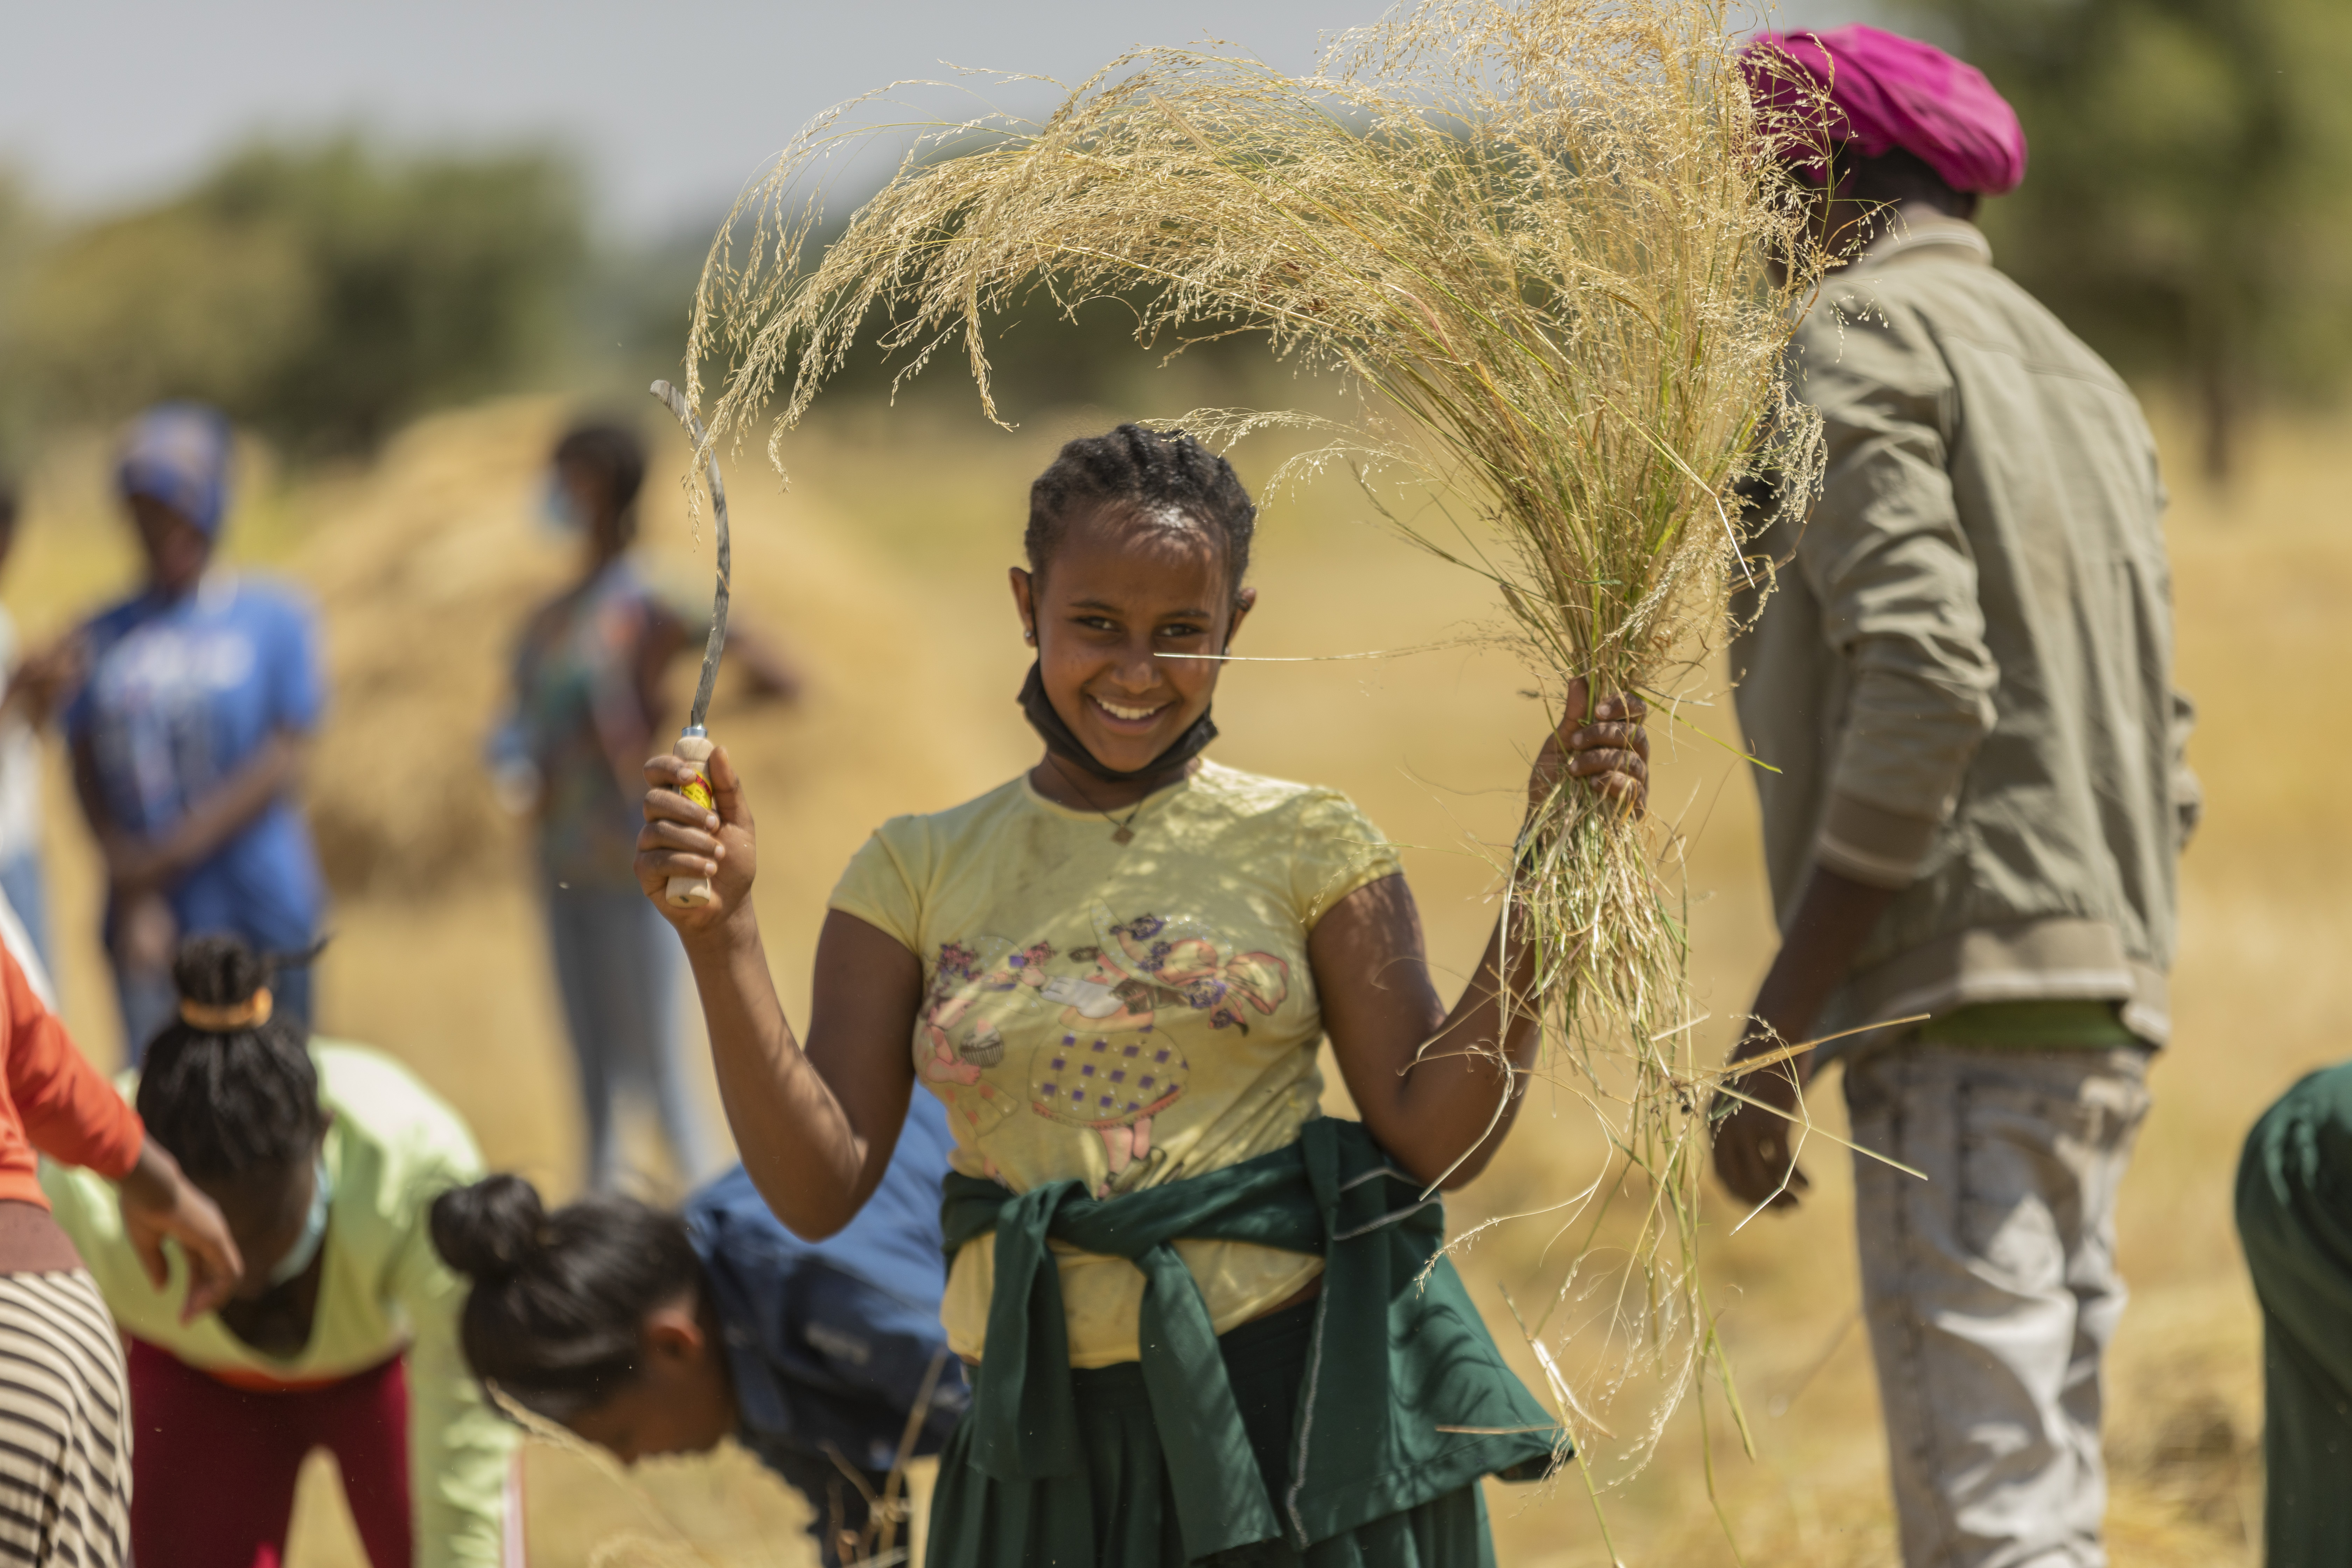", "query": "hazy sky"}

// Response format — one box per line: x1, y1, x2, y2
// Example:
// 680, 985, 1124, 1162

0, 0, 1875, 238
